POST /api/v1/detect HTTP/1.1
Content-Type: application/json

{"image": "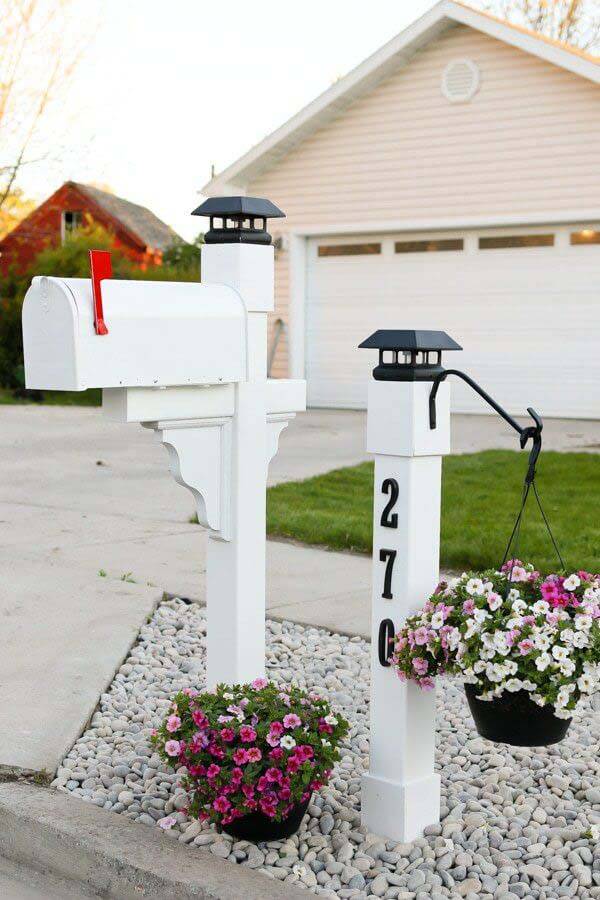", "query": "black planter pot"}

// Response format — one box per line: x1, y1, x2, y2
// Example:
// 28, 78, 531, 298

221, 797, 311, 842
464, 684, 571, 747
